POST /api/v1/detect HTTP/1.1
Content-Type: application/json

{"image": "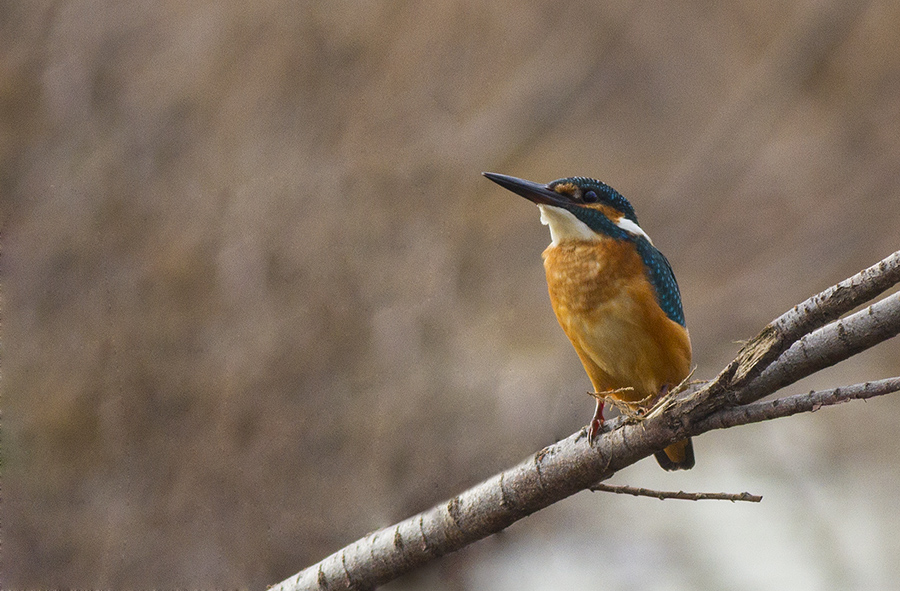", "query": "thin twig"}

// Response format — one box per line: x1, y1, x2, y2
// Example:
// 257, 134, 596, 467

590, 483, 762, 503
